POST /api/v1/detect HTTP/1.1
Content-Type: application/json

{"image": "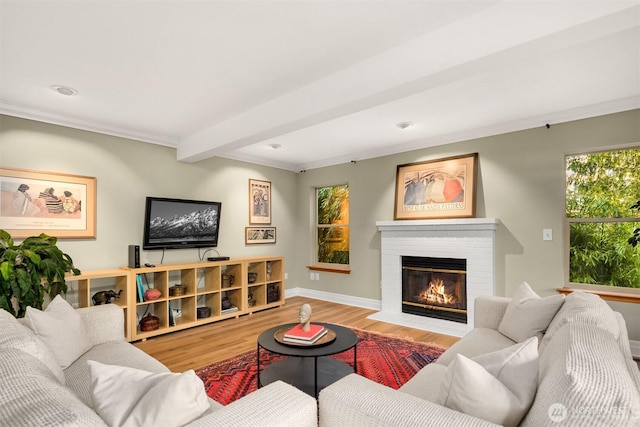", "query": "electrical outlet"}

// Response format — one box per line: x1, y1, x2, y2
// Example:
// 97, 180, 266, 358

543, 229, 553, 241
310, 272, 315, 280
284, 272, 288, 280
315, 272, 320, 281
